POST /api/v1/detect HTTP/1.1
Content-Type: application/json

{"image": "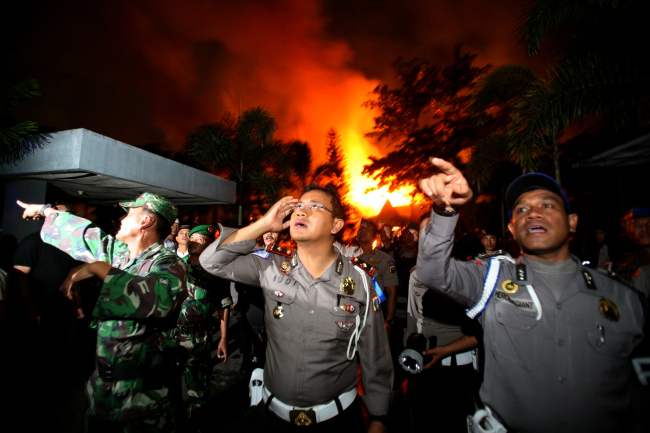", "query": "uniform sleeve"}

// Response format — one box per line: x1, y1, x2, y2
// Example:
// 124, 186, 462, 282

93, 256, 187, 320
358, 273, 394, 416
417, 211, 489, 308
405, 268, 422, 344
199, 225, 265, 287
41, 211, 128, 266
382, 256, 400, 287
